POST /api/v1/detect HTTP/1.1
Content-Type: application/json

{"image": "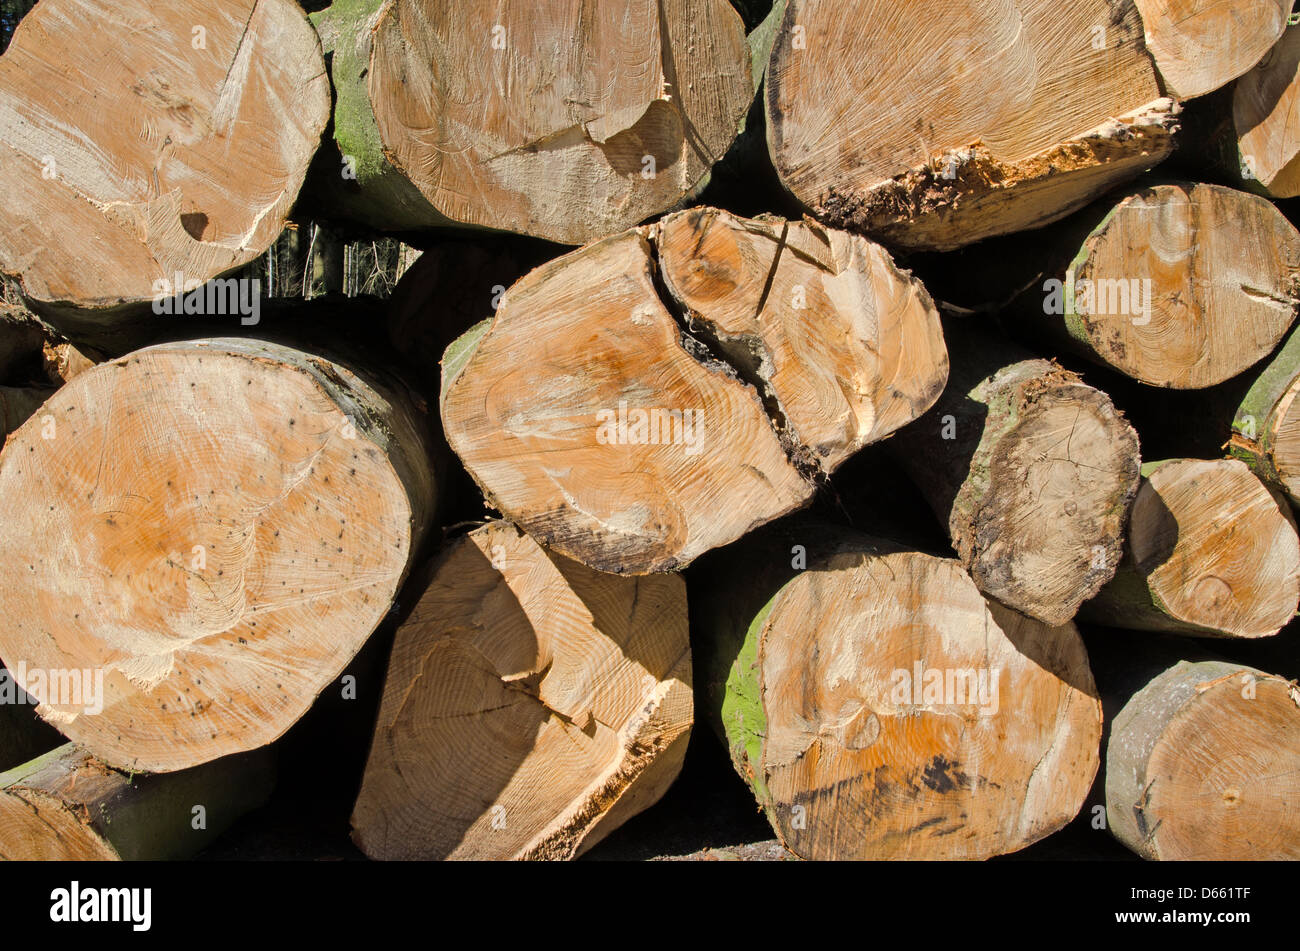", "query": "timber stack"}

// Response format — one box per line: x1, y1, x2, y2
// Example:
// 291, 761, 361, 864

0, 0, 1295, 863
